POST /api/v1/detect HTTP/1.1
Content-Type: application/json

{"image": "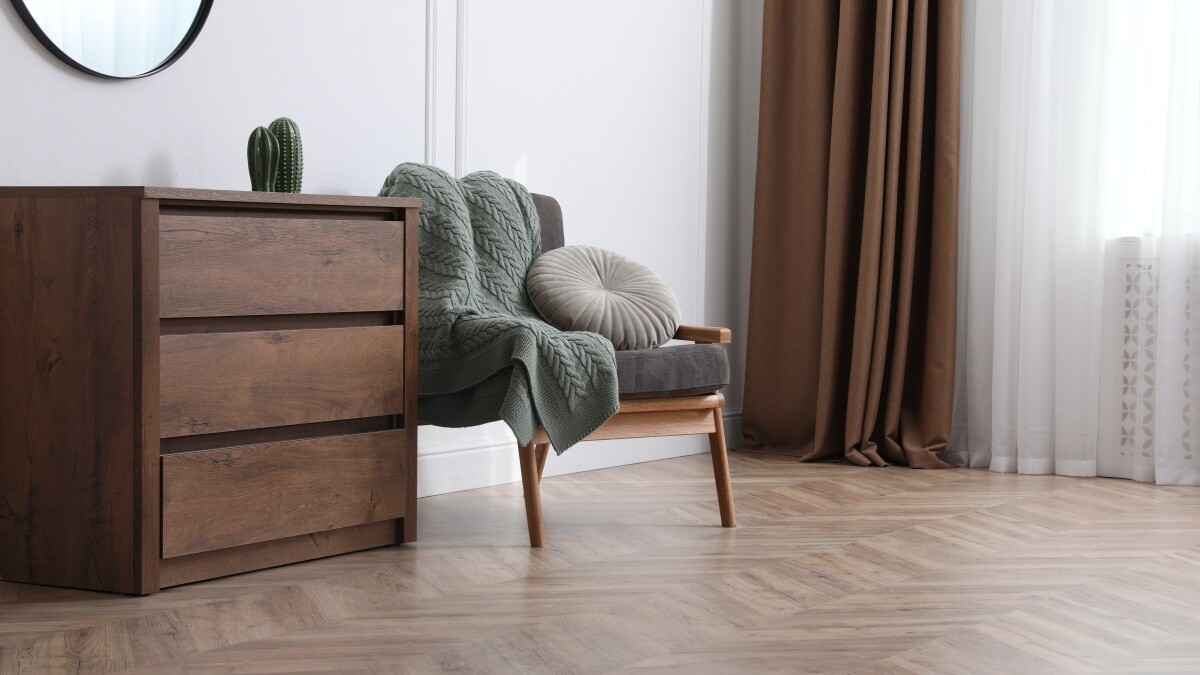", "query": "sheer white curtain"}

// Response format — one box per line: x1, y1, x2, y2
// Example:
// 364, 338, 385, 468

951, 0, 1200, 485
